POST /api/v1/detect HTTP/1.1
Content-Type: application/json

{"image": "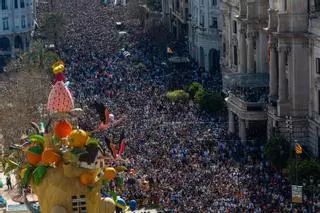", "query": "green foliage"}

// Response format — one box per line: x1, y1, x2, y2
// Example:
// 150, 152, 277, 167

33, 166, 48, 185
22, 166, 33, 187
40, 13, 66, 43
195, 90, 225, 114
147, 0, 161, 11
287, 159, 320, 184
28, 40, 58, 68
166, 90, 190, 103
27, 145, 43, 155
186, 82, 203, 100
264, 136, 290, 169
194, 88, 205, 104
